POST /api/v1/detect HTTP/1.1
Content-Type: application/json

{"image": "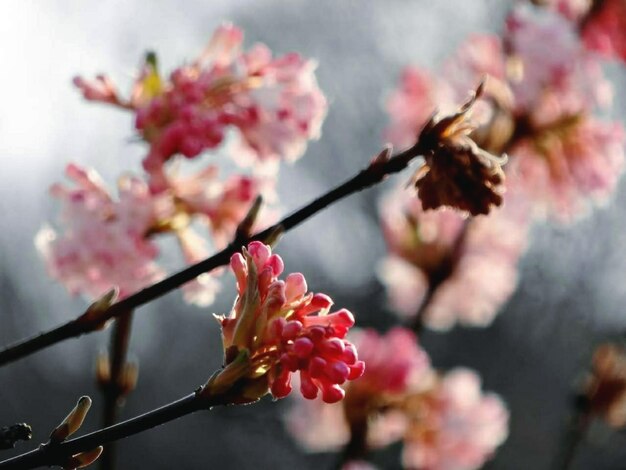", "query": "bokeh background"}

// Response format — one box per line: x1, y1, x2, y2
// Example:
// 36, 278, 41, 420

2, 0, 626, 468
